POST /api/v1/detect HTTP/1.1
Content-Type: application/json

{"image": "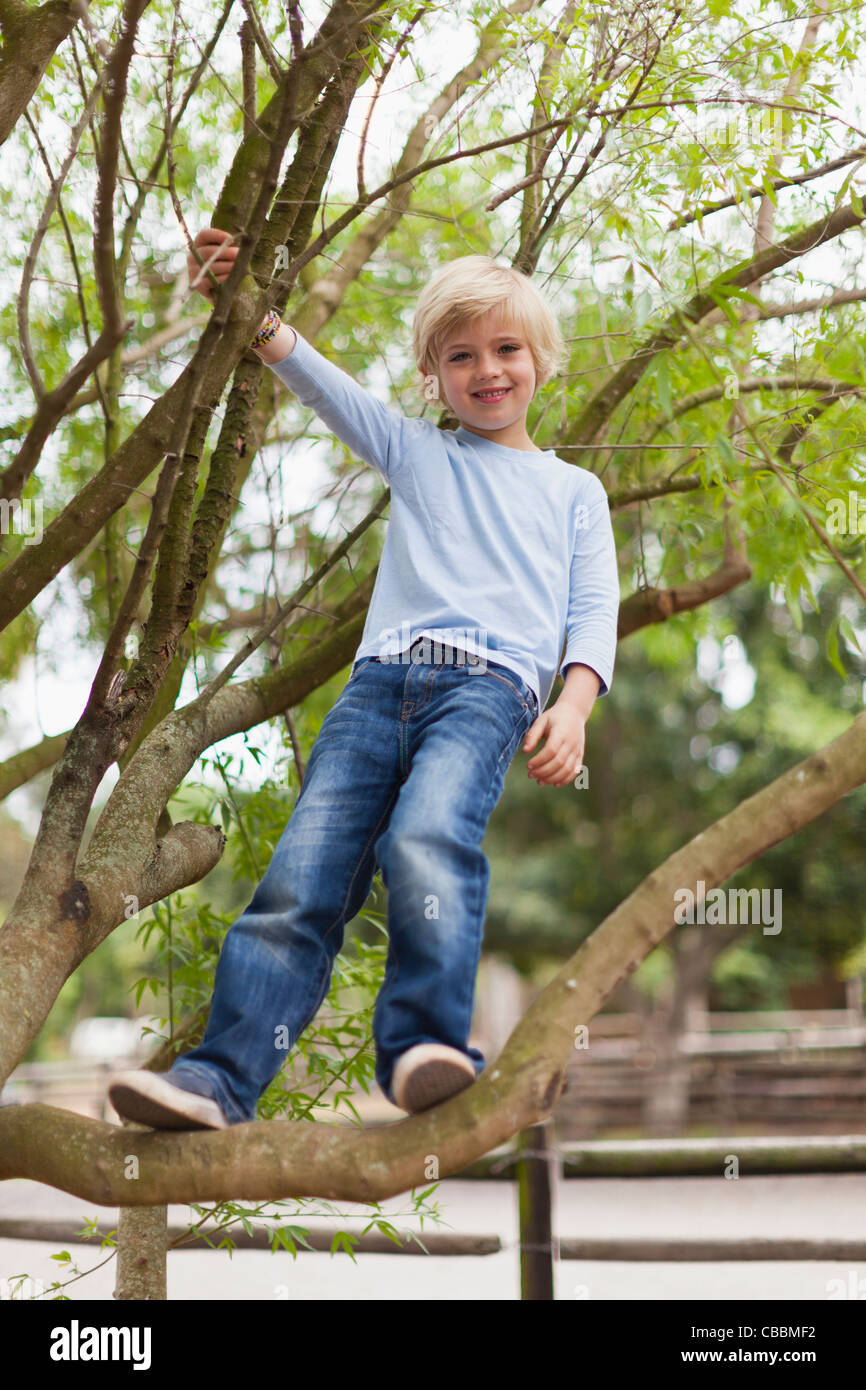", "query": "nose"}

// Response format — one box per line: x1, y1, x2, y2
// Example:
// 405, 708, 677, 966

475, 355, 503, 381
